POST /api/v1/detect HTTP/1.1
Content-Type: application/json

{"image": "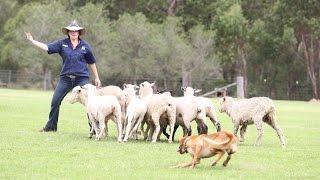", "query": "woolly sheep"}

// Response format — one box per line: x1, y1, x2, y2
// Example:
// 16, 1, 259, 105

182, 87, 221, 132
220, 96, 285, 147
162, 96, 209, 141
139, 81, 176, 143
122, 83, 147, 142
69, 84, 123, 142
